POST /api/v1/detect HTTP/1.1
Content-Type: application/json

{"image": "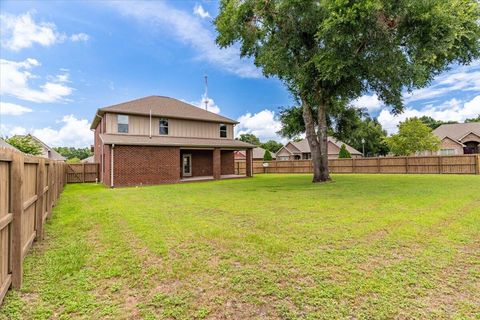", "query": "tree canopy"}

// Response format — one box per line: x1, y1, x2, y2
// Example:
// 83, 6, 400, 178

418, 116, 458, 130
216, 0, 480, 182
465, 115, 480, 123
237, 133, 261, 146
261, 140, 283, 153
4, 136, 42, 155
53, 147, 92, 160
385, 118, 440, 156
